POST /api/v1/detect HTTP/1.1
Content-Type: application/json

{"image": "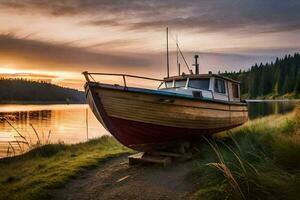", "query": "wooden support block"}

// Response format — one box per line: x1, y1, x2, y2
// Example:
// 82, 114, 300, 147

128, 152, 144, 165
128, 152, 172, 166
153, 152, 193, 161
